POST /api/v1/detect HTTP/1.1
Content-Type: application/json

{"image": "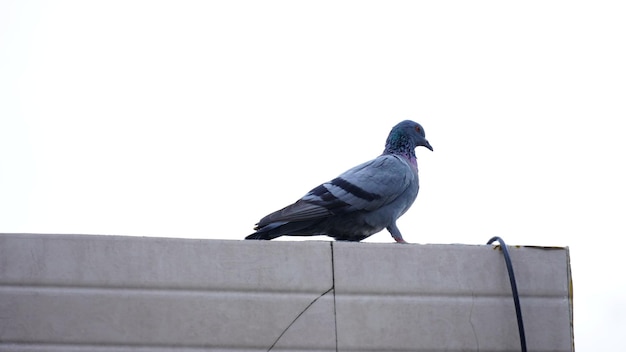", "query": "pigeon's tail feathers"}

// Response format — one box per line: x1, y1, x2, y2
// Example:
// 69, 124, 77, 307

246, 217, 327, 240
245, 232, 280, 240
245, 232, 271, 240
245, 221, 287, 240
